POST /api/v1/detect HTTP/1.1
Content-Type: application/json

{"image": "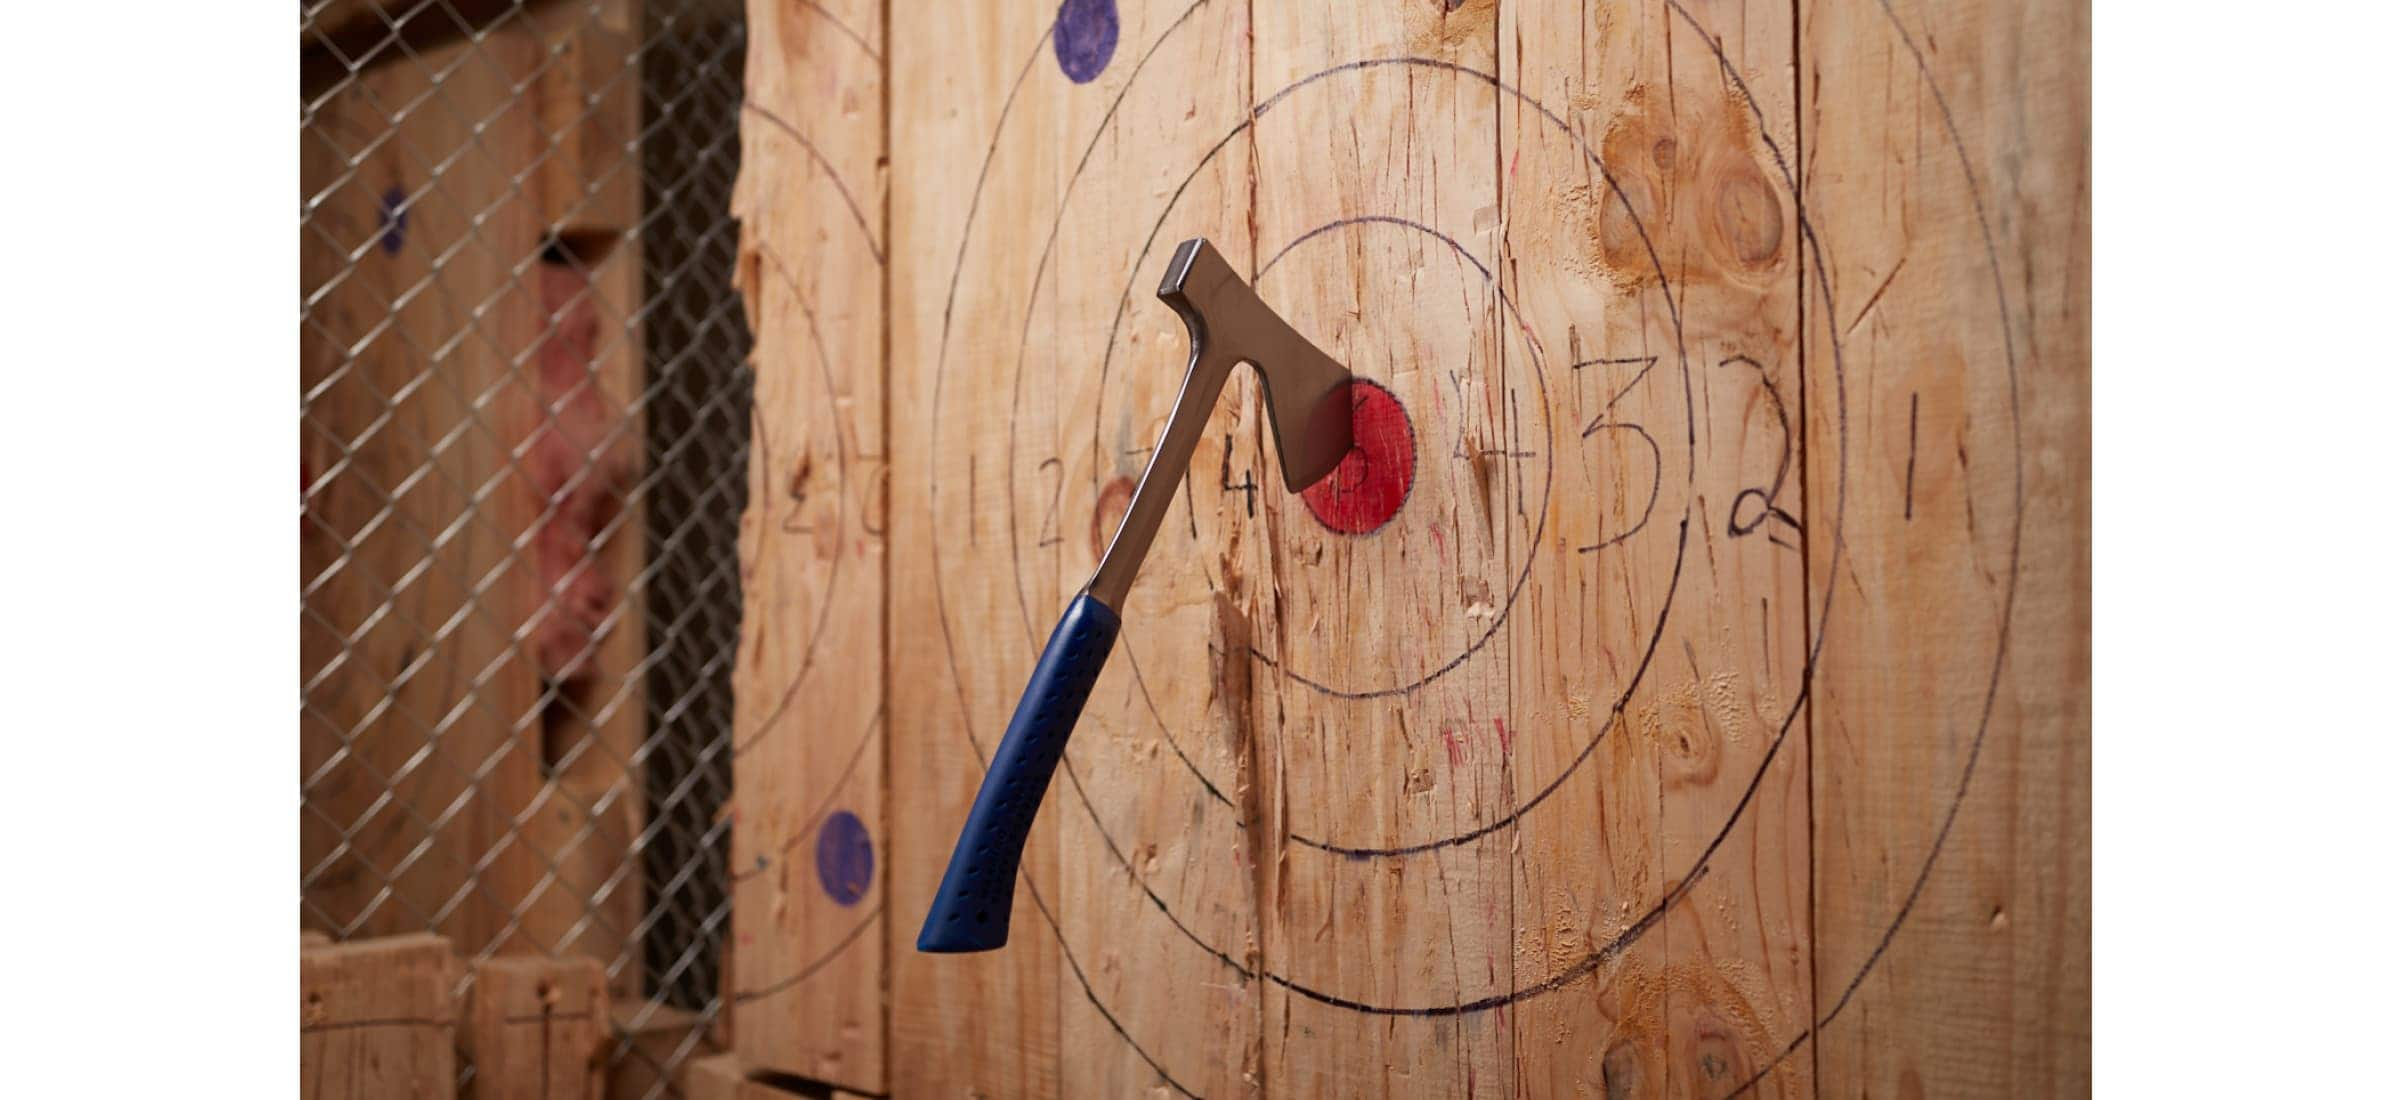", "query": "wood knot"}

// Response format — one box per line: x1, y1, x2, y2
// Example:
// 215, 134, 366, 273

1709, 160, 1785, 270
1091, 475, 1135, 559
1661, 711, 1722, 788
1588, 85, 1789, 289
1601, 1041, 1644, 1100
